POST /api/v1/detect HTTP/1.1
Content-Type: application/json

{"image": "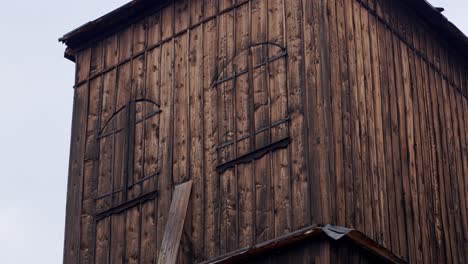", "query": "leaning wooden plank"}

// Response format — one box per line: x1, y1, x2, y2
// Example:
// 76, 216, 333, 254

157, 181, 193, 264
